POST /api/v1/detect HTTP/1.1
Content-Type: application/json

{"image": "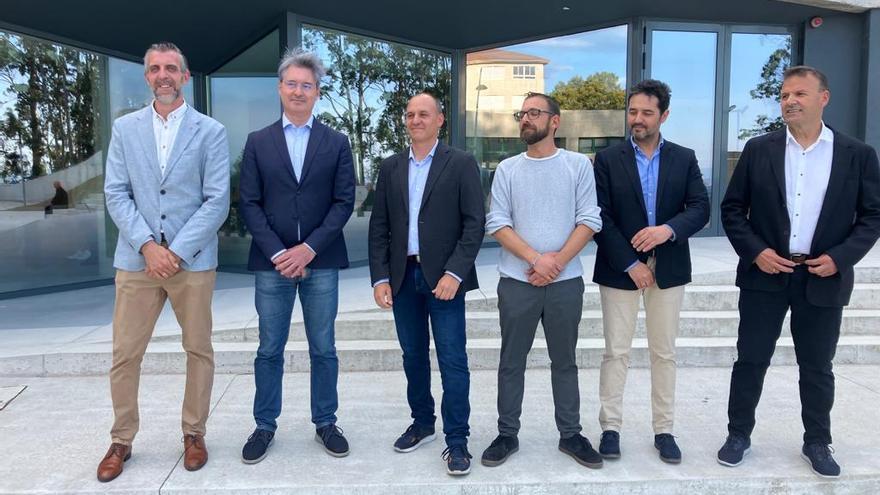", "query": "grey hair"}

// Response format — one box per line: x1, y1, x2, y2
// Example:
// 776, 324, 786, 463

278, 48, 326, 83
143, 42, 189, 74
411, 92, 444, 115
